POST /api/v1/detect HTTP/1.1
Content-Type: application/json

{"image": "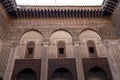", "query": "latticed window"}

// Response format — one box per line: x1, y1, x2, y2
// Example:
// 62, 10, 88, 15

87, 40, 98, 57
25, 41, 35, 58
57, 41, 66, 58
